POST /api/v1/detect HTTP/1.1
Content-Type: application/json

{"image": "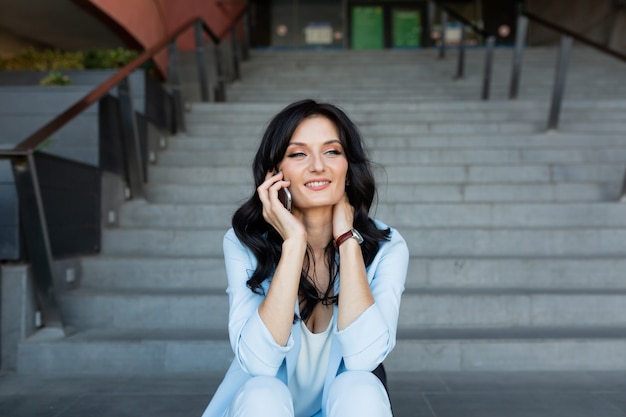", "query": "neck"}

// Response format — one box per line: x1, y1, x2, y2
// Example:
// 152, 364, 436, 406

294, 207, 334, 251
